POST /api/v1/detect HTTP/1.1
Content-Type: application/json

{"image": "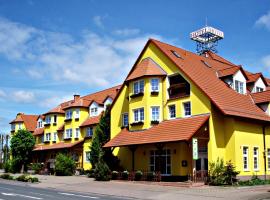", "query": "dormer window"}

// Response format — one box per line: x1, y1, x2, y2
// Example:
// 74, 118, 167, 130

45, 116, 51, 124
133, 80, 144, 94
256, 87, 263, 93
91, 107, 98, 116
235, 80, 244, 94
